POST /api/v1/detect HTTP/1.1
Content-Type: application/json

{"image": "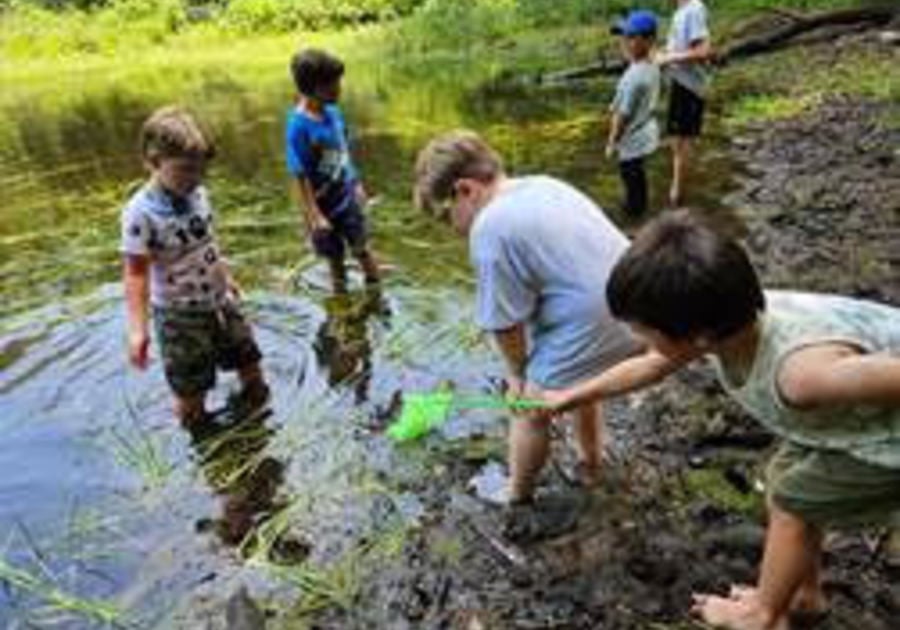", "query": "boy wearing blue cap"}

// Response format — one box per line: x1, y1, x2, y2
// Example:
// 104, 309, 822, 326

607, 10, 660, 216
